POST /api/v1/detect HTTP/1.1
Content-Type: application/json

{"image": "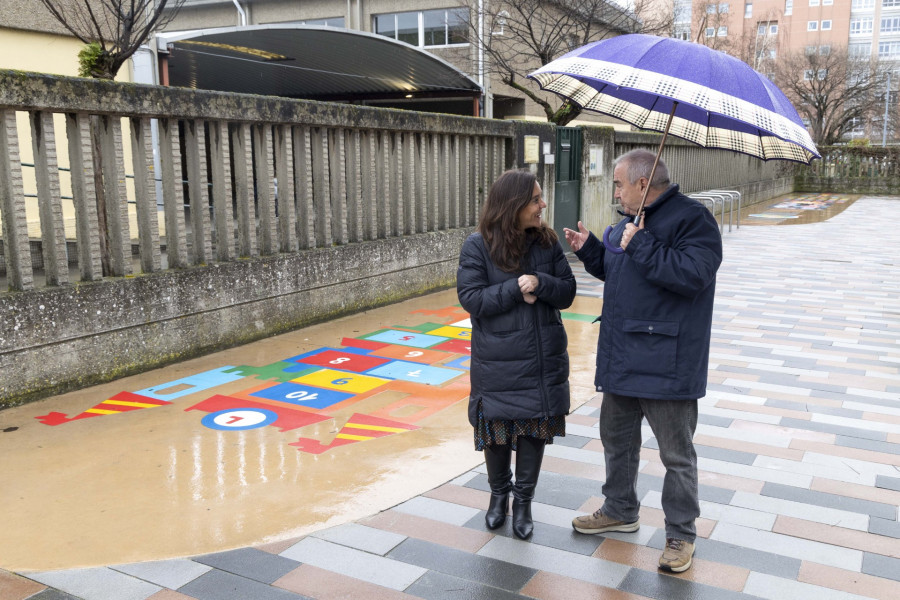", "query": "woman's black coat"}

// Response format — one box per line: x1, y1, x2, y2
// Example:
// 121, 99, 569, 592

457, 232, 577, 427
